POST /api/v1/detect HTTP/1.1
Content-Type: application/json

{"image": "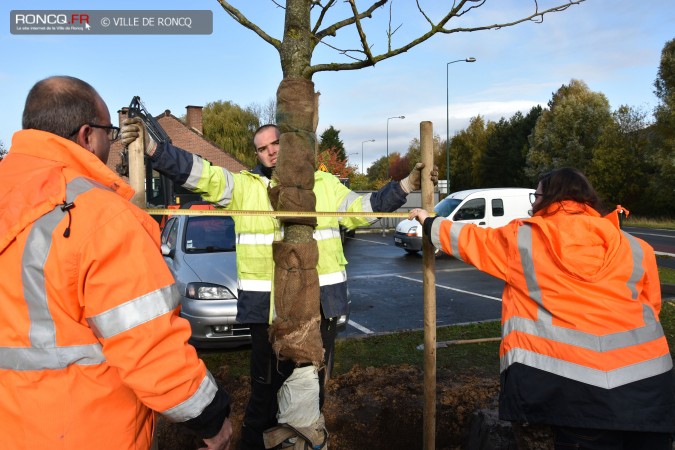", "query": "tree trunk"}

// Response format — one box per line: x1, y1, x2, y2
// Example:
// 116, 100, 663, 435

267, 0, 323, 366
